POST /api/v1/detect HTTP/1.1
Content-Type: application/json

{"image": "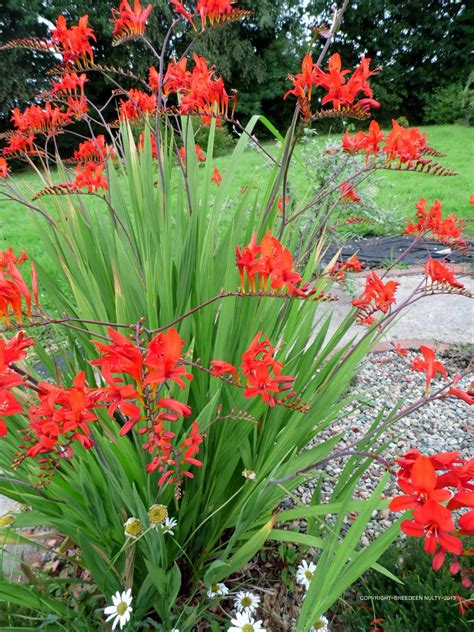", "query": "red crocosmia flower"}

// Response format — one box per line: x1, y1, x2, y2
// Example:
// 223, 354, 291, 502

364, 120, 385, 162
73, 161, 108, 192
236, 231, 315, 298
342, 130, 367, 154
197, 0, 234, 27
119, 89, 157, 121
144, 328, 192, 390
92, 328, 144, 388
352, 271, 398, 321
25, 372, 101, 458
405, 197, 468, 250
93, 365, 142, 435
425, 258, 463, 289
447, 375, 474, 406
164, 54, 233, 126
0, 158, 9, 179
138, 131, 158, 158
0, 252, 36, 324
470, 194, 474, 205
447, 491, 474, 511
210, 360, 240, 384
458, 509, 474, 536
73, 135, 115, 163
389, 456, 451, 512
277, 197, 290, 213
112, 0, 153, 41
383, 119, 426, 163
402, 499, 463, 557
52, 71, 88, 95
0, 331, 35, 370
311, 53, 380, 111
170, 0, 196, 28
235, 232, 260, 293
340, 182, 360, 203
148, 65, 159, 91
12, 103, 71, 136
0, 389, 24, 436
211, 167, 222, 186
330, 253, 364, 281
179, 421, 203, 469
211, 331, 297, 407
2, 132, 36, 156
284, 53, 316, 113
195, 144, 206, 161
394, 342, 408, 357
51, 15, 96, 66
410, 345, 447, 392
